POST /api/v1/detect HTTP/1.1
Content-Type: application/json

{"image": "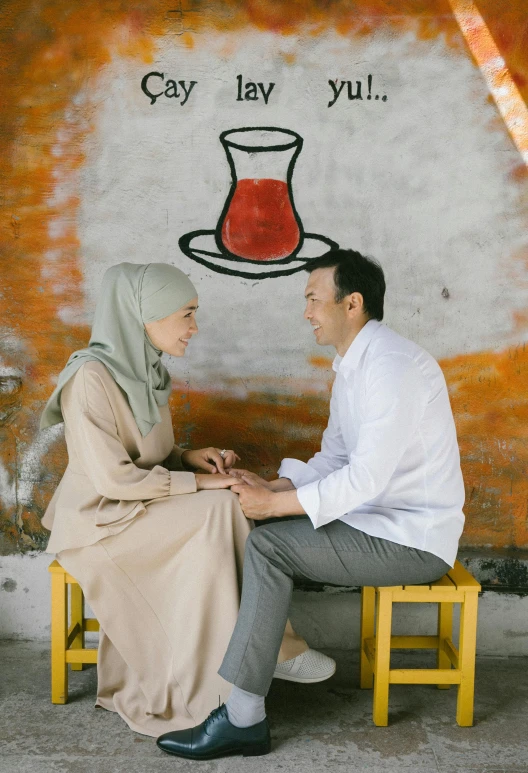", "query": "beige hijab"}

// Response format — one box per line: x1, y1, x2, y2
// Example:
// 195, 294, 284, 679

40, 262, 197, 436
